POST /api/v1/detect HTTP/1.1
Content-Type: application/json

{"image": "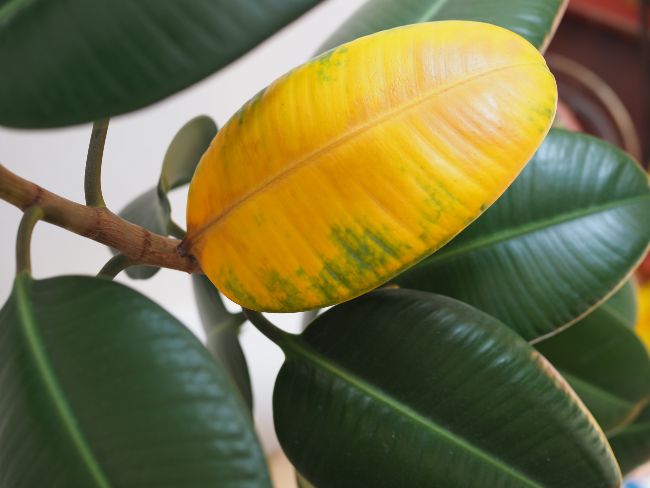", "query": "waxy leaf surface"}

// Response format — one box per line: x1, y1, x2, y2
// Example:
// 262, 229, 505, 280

396, 130, 650, 340
0, 274, 270, 487
273, 289, 620, 487
186, 21, 557, 312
